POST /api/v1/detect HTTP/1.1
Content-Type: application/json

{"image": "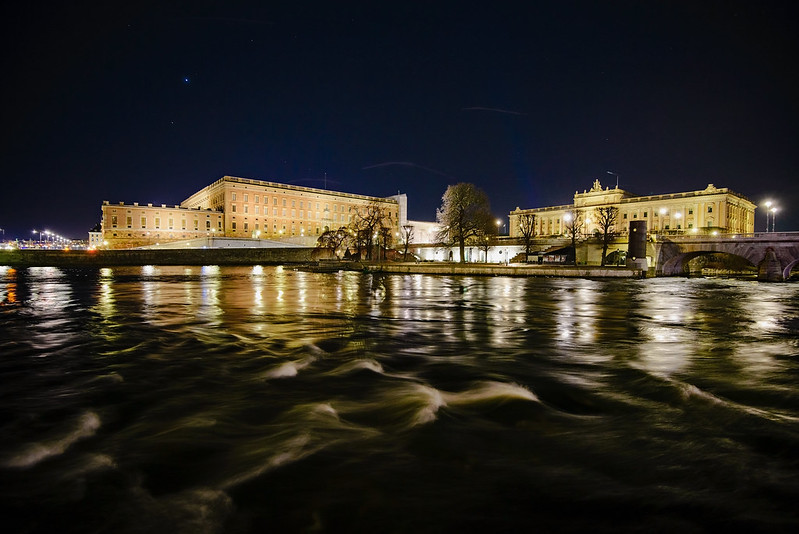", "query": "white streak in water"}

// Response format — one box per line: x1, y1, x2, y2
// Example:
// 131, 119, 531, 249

4, 412, 101, 469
